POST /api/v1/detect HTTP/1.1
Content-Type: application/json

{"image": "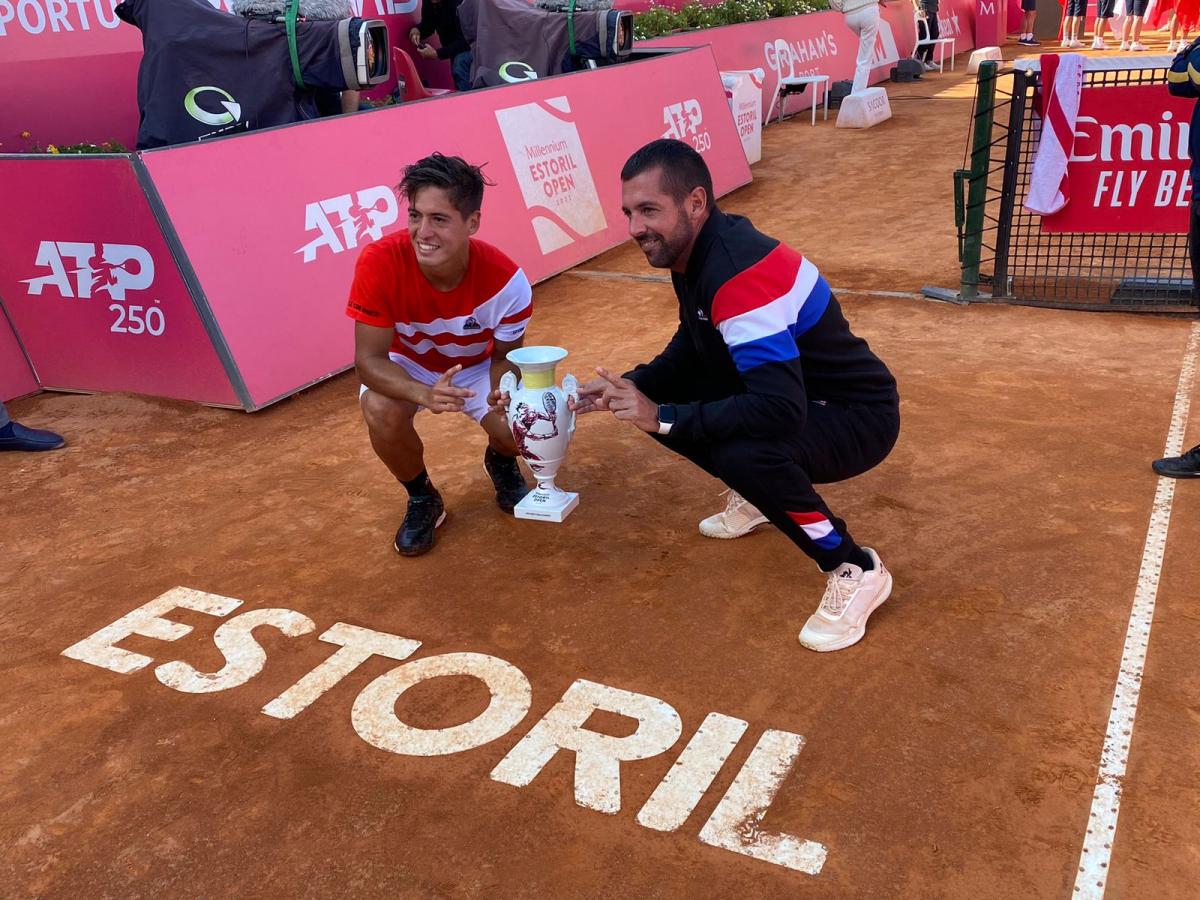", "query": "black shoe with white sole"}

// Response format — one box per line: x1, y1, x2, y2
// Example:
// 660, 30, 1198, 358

484, 446, 530, 513
394, 491, 446, 556
1152, 443, 1200, 478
